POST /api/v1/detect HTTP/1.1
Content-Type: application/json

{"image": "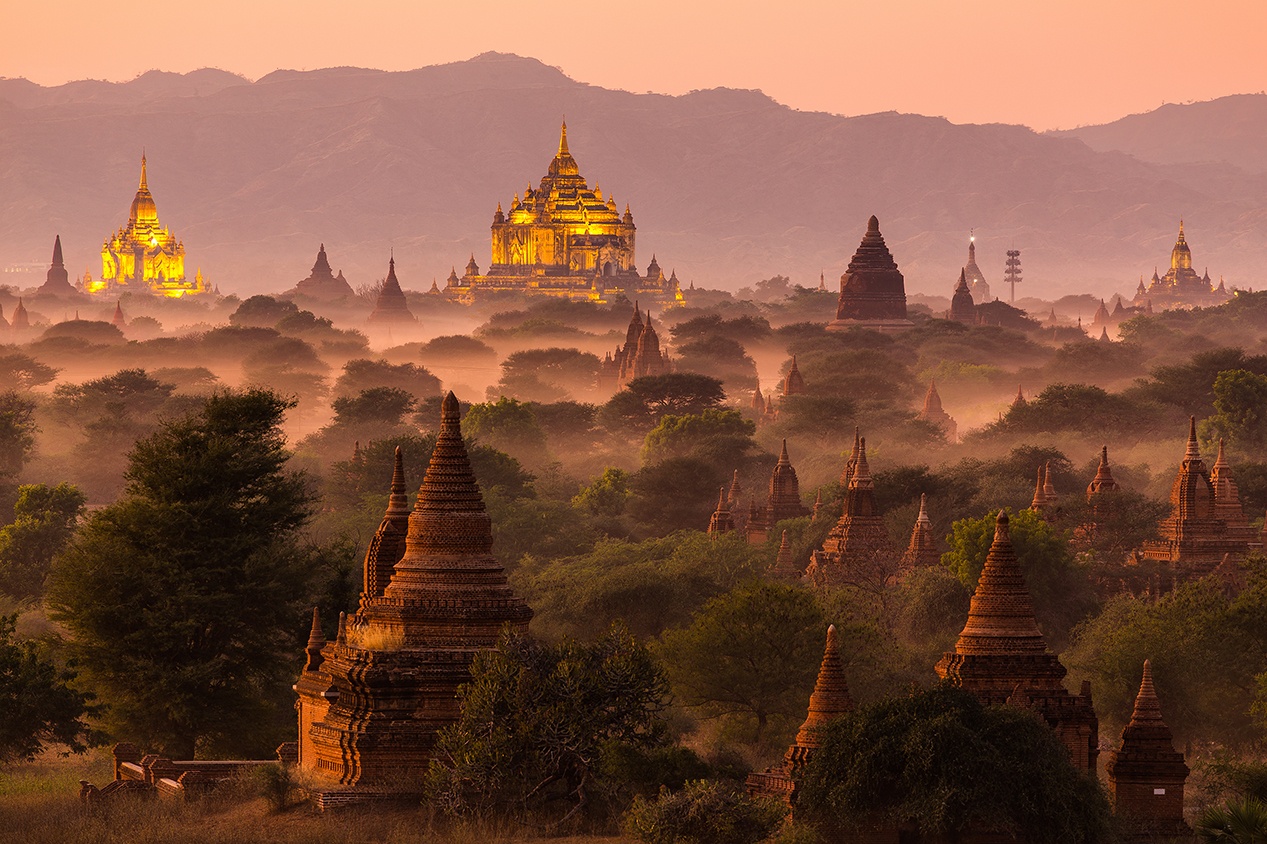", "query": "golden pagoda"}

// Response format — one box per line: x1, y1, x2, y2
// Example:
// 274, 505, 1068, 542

99, 155, 207, 298
1132, 221, 1229, 309
447, 121, 682, 304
